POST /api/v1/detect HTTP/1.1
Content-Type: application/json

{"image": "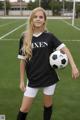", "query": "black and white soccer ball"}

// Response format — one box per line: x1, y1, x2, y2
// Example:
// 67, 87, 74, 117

49, 50, 68, 69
